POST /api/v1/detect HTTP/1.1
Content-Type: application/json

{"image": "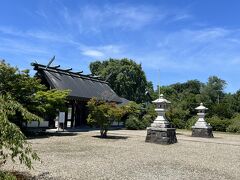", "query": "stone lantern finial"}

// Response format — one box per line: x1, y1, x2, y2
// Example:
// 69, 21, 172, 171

195, 102, 208, 112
